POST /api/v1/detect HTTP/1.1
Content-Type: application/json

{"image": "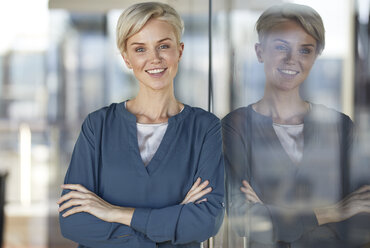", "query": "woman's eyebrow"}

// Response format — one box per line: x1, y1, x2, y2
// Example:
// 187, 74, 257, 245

273, 39, 315, 47
128, 42, 145, 46
157, 37, 172, 43
273, 38, 289, 44
301, 44, 315, 47
128, 37, 173, 47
